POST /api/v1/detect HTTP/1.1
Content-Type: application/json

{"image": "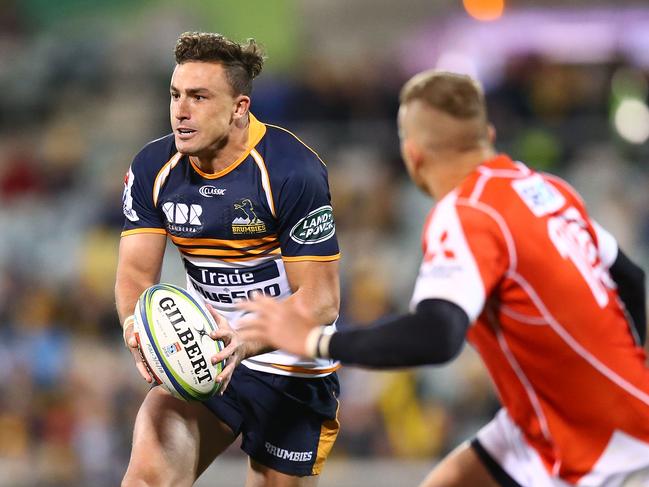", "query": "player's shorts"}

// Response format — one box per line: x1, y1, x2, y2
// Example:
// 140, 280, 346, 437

473, 409, 649, 487
203, 364, 340, 476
